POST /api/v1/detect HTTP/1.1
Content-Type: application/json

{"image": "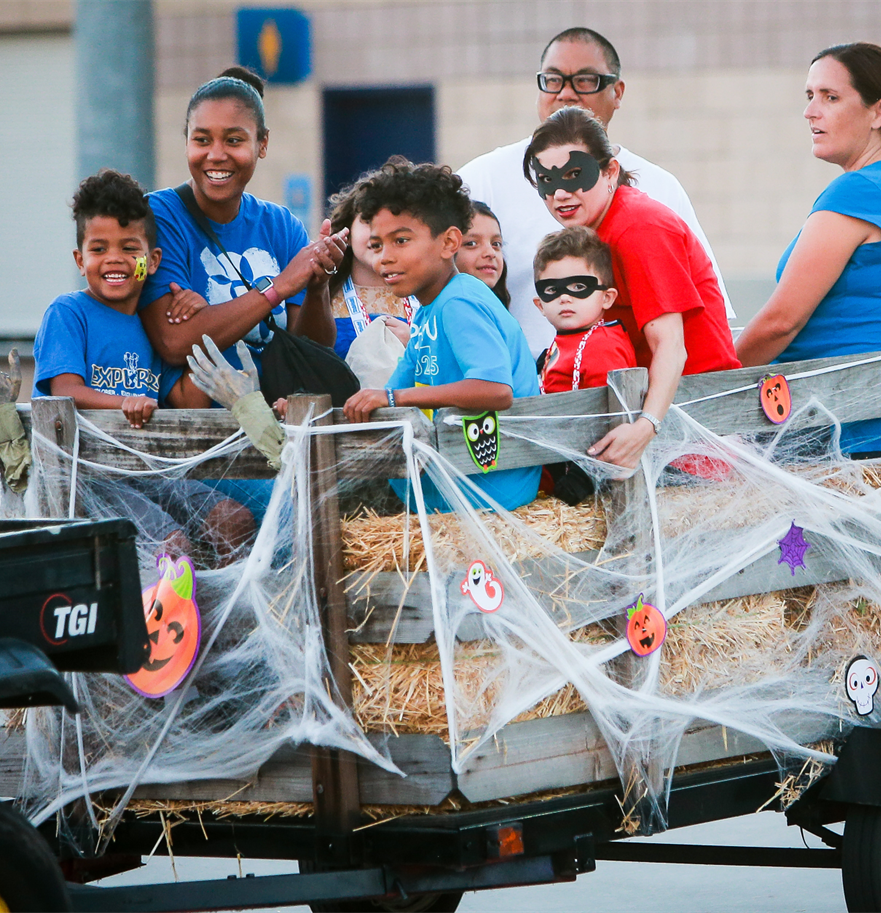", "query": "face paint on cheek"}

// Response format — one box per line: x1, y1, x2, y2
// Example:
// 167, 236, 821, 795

134, 255, 148, 282
533, 150, 602, 199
